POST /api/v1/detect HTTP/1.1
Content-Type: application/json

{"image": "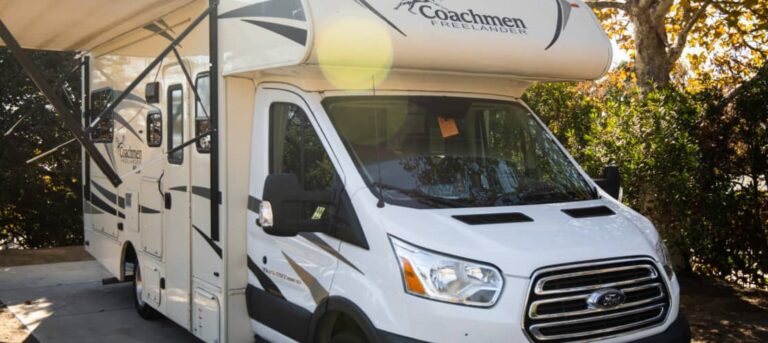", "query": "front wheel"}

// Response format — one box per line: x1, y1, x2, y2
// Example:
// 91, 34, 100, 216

330, 330, 367, 343
132, 259, 161, 320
